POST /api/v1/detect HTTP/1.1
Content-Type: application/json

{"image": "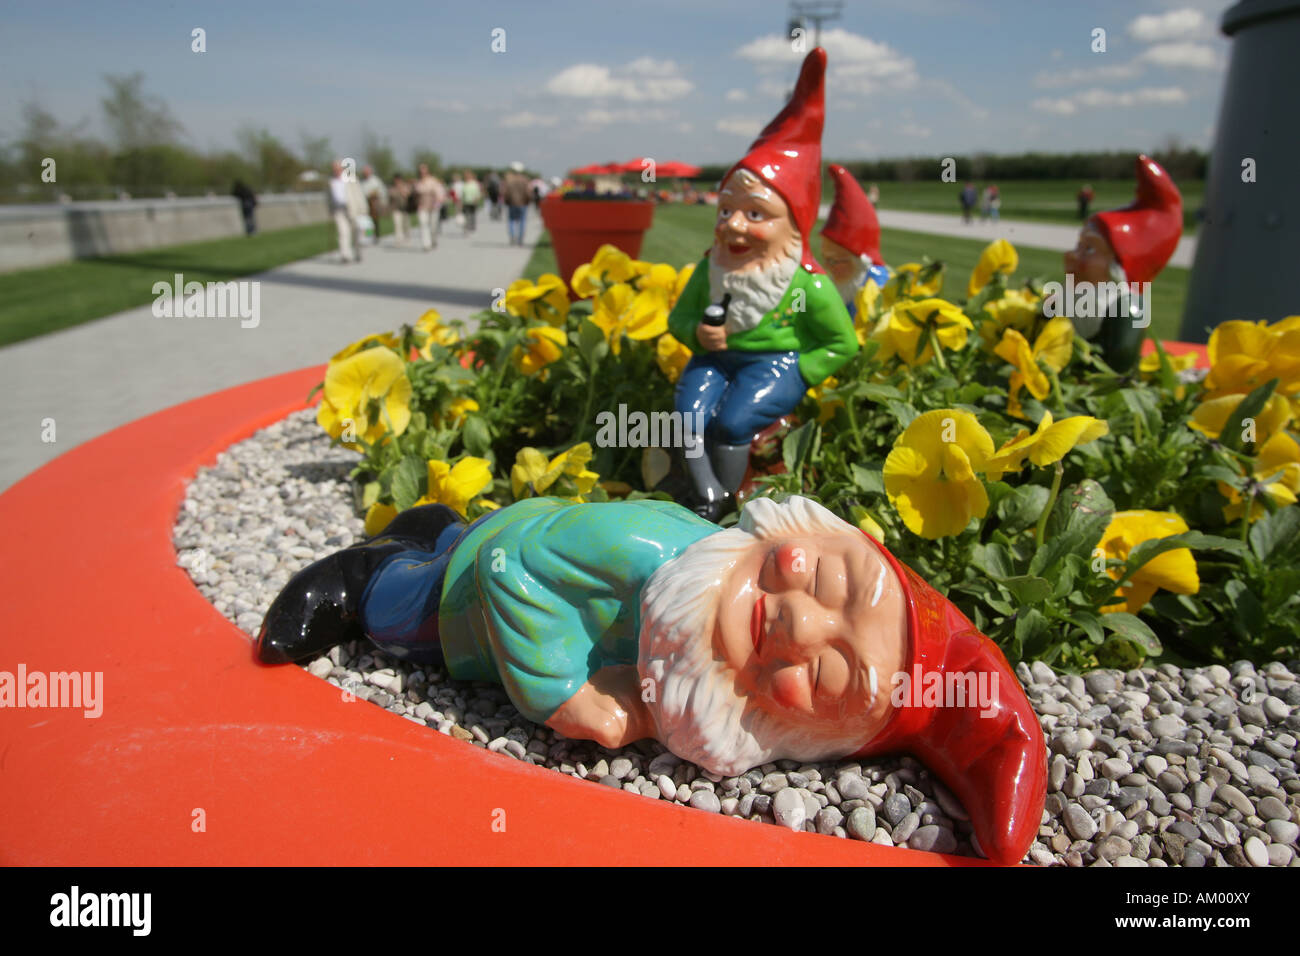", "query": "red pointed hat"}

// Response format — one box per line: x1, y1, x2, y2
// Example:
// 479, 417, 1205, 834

822, 164, 883, 266
725, 48, 827, 271
854, 532, 1047, 866
1088, 154, 1183, 284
